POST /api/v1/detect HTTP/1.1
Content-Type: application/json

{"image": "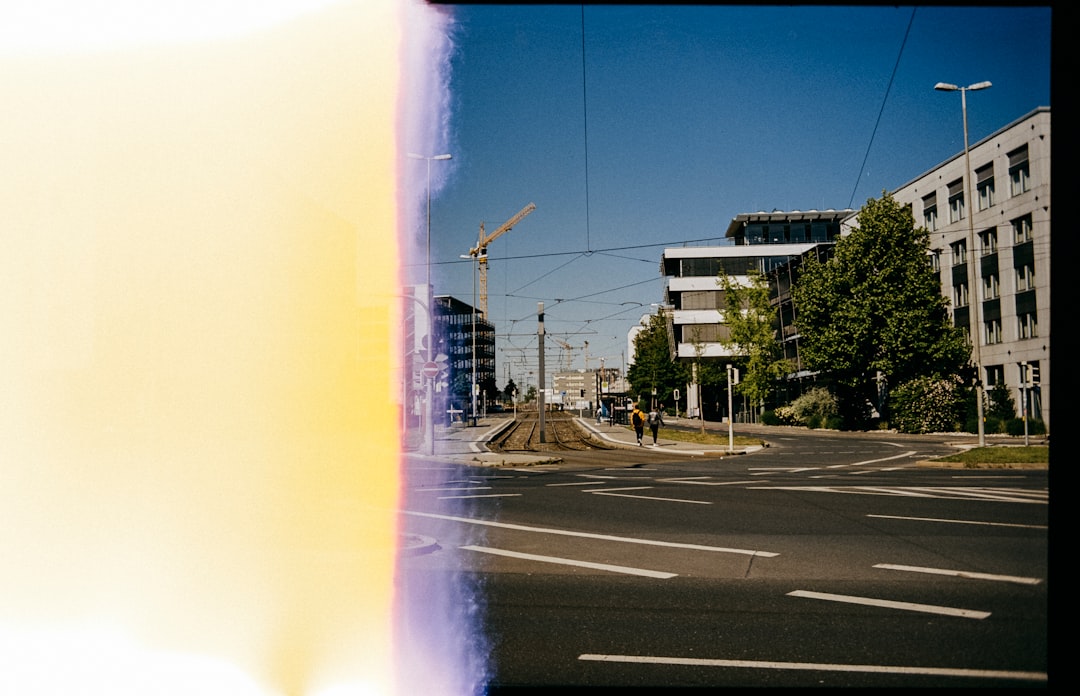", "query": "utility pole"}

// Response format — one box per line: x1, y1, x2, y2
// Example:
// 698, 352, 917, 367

537, 302, 546, 443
